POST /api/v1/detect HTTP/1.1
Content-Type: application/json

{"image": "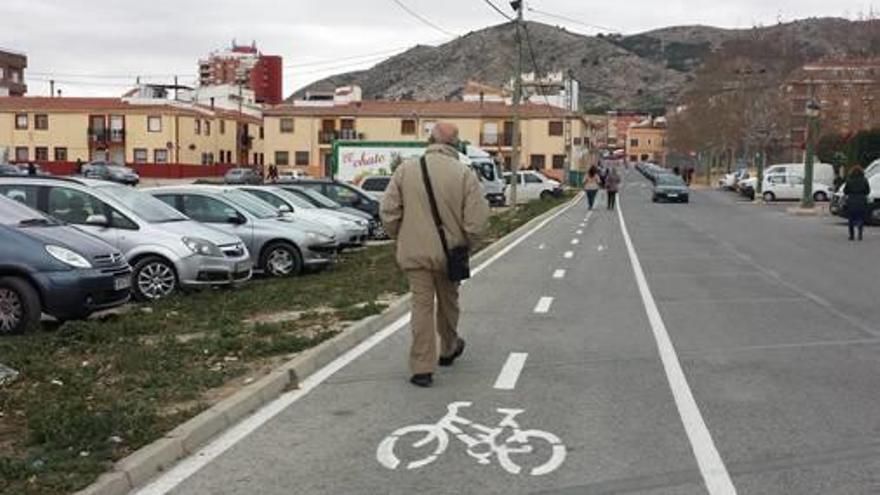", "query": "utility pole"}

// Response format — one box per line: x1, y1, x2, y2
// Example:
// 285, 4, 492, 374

802, 99, 820, 209
510, 0, 524, 207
